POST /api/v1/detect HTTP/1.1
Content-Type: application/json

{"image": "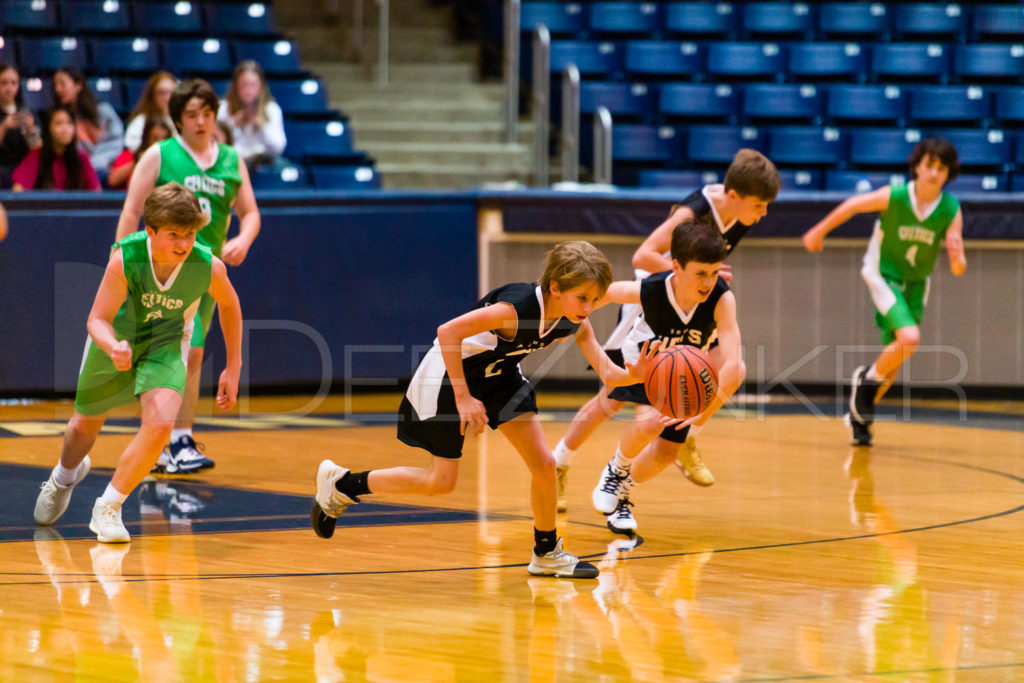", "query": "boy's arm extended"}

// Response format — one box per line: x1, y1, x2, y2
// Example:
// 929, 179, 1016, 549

574, 320, 658, 387
593, 280, 642, 311
946, 208, 966, 276
87, 250, 132, 371
802, 187, 891, 252
220, 158, 261, 267
700, 291, 742, 422
633, 205, 693, 273
114, 145, 161, 241
436, 302, 519, 436
208, 257, 243, 410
